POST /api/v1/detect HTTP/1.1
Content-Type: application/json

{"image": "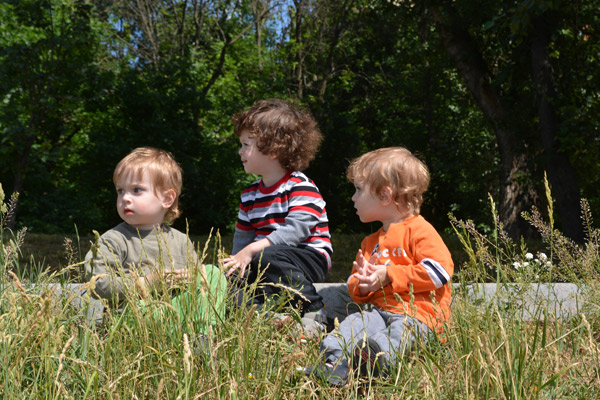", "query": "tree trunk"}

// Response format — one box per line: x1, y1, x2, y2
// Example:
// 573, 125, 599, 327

251, 0, 270, 71
430, 6, 535, 238
531, 14, 584, 242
